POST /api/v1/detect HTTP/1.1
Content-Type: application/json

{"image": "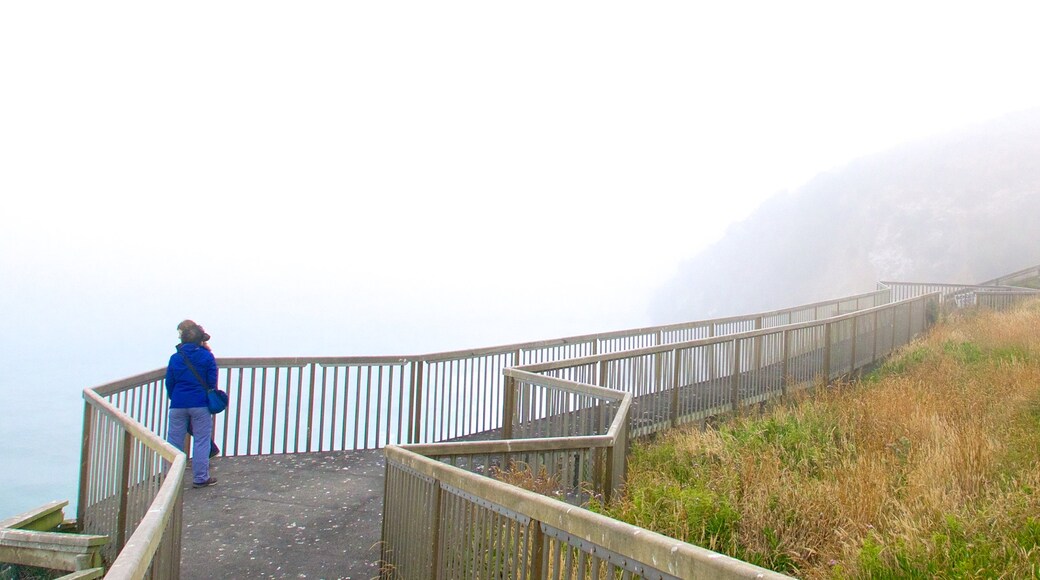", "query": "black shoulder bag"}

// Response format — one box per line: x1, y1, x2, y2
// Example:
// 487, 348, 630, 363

179, 351, 229, 414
